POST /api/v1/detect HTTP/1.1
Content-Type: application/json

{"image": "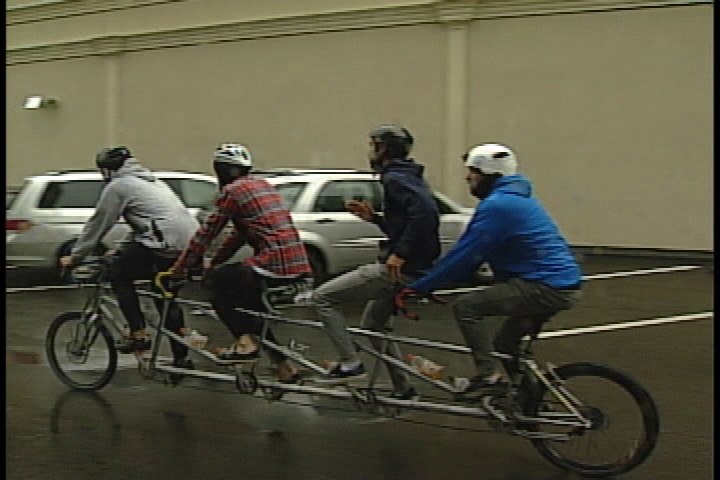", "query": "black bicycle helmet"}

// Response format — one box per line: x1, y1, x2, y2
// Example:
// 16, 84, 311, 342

95, 146, 132, 171
369, 124, 414, 159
